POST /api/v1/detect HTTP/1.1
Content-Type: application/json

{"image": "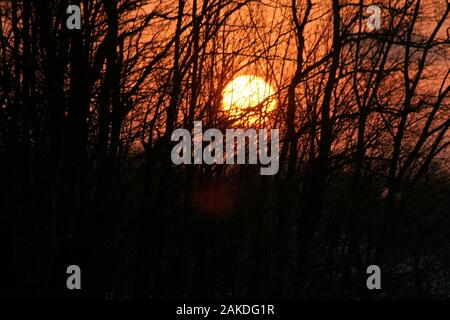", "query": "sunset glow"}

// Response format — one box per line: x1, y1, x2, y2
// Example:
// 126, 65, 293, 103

222, 75, 277, 125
